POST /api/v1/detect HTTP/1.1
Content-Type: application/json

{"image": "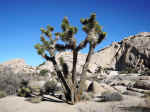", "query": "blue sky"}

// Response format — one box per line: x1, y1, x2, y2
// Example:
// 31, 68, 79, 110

0, 0, 150, 66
